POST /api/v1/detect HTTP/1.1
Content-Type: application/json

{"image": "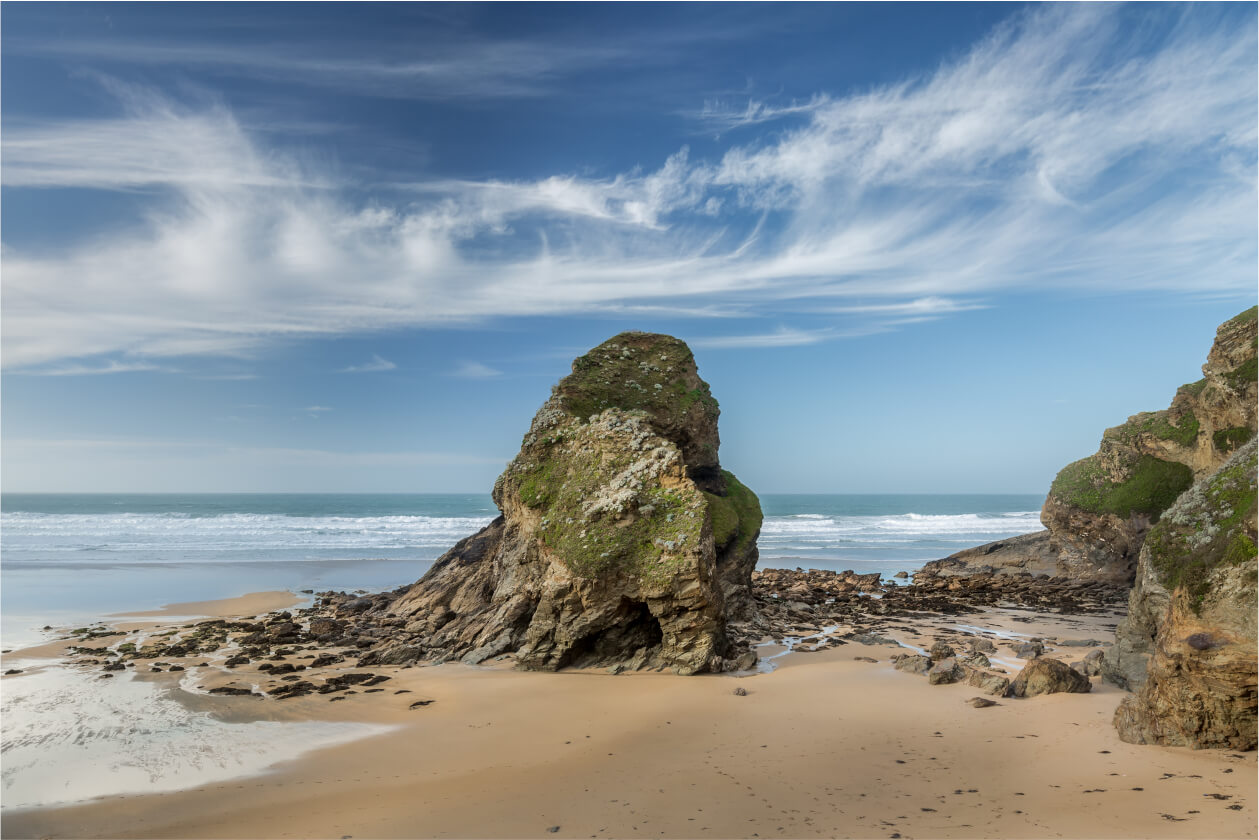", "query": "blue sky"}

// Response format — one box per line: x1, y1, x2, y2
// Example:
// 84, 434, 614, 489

2, 2, 1256, 494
